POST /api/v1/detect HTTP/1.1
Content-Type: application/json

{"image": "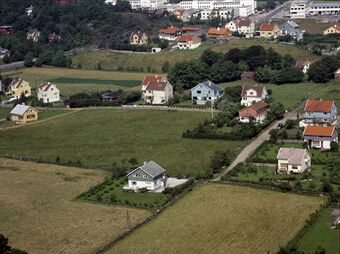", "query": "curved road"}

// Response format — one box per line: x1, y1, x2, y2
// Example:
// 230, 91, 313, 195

214, 110, 298, 181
